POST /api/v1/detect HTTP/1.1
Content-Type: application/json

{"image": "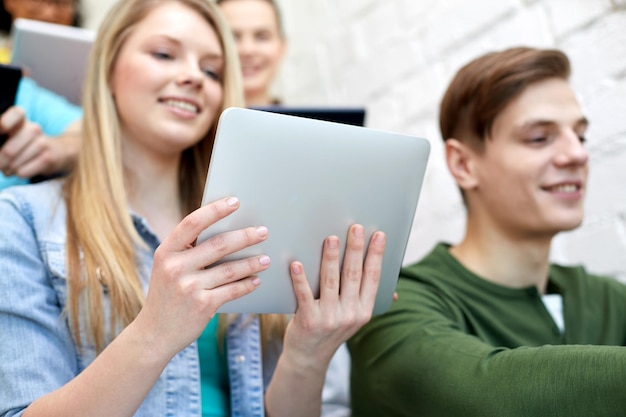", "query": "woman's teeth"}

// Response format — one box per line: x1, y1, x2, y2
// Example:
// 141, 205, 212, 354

163, 99, 199, 113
